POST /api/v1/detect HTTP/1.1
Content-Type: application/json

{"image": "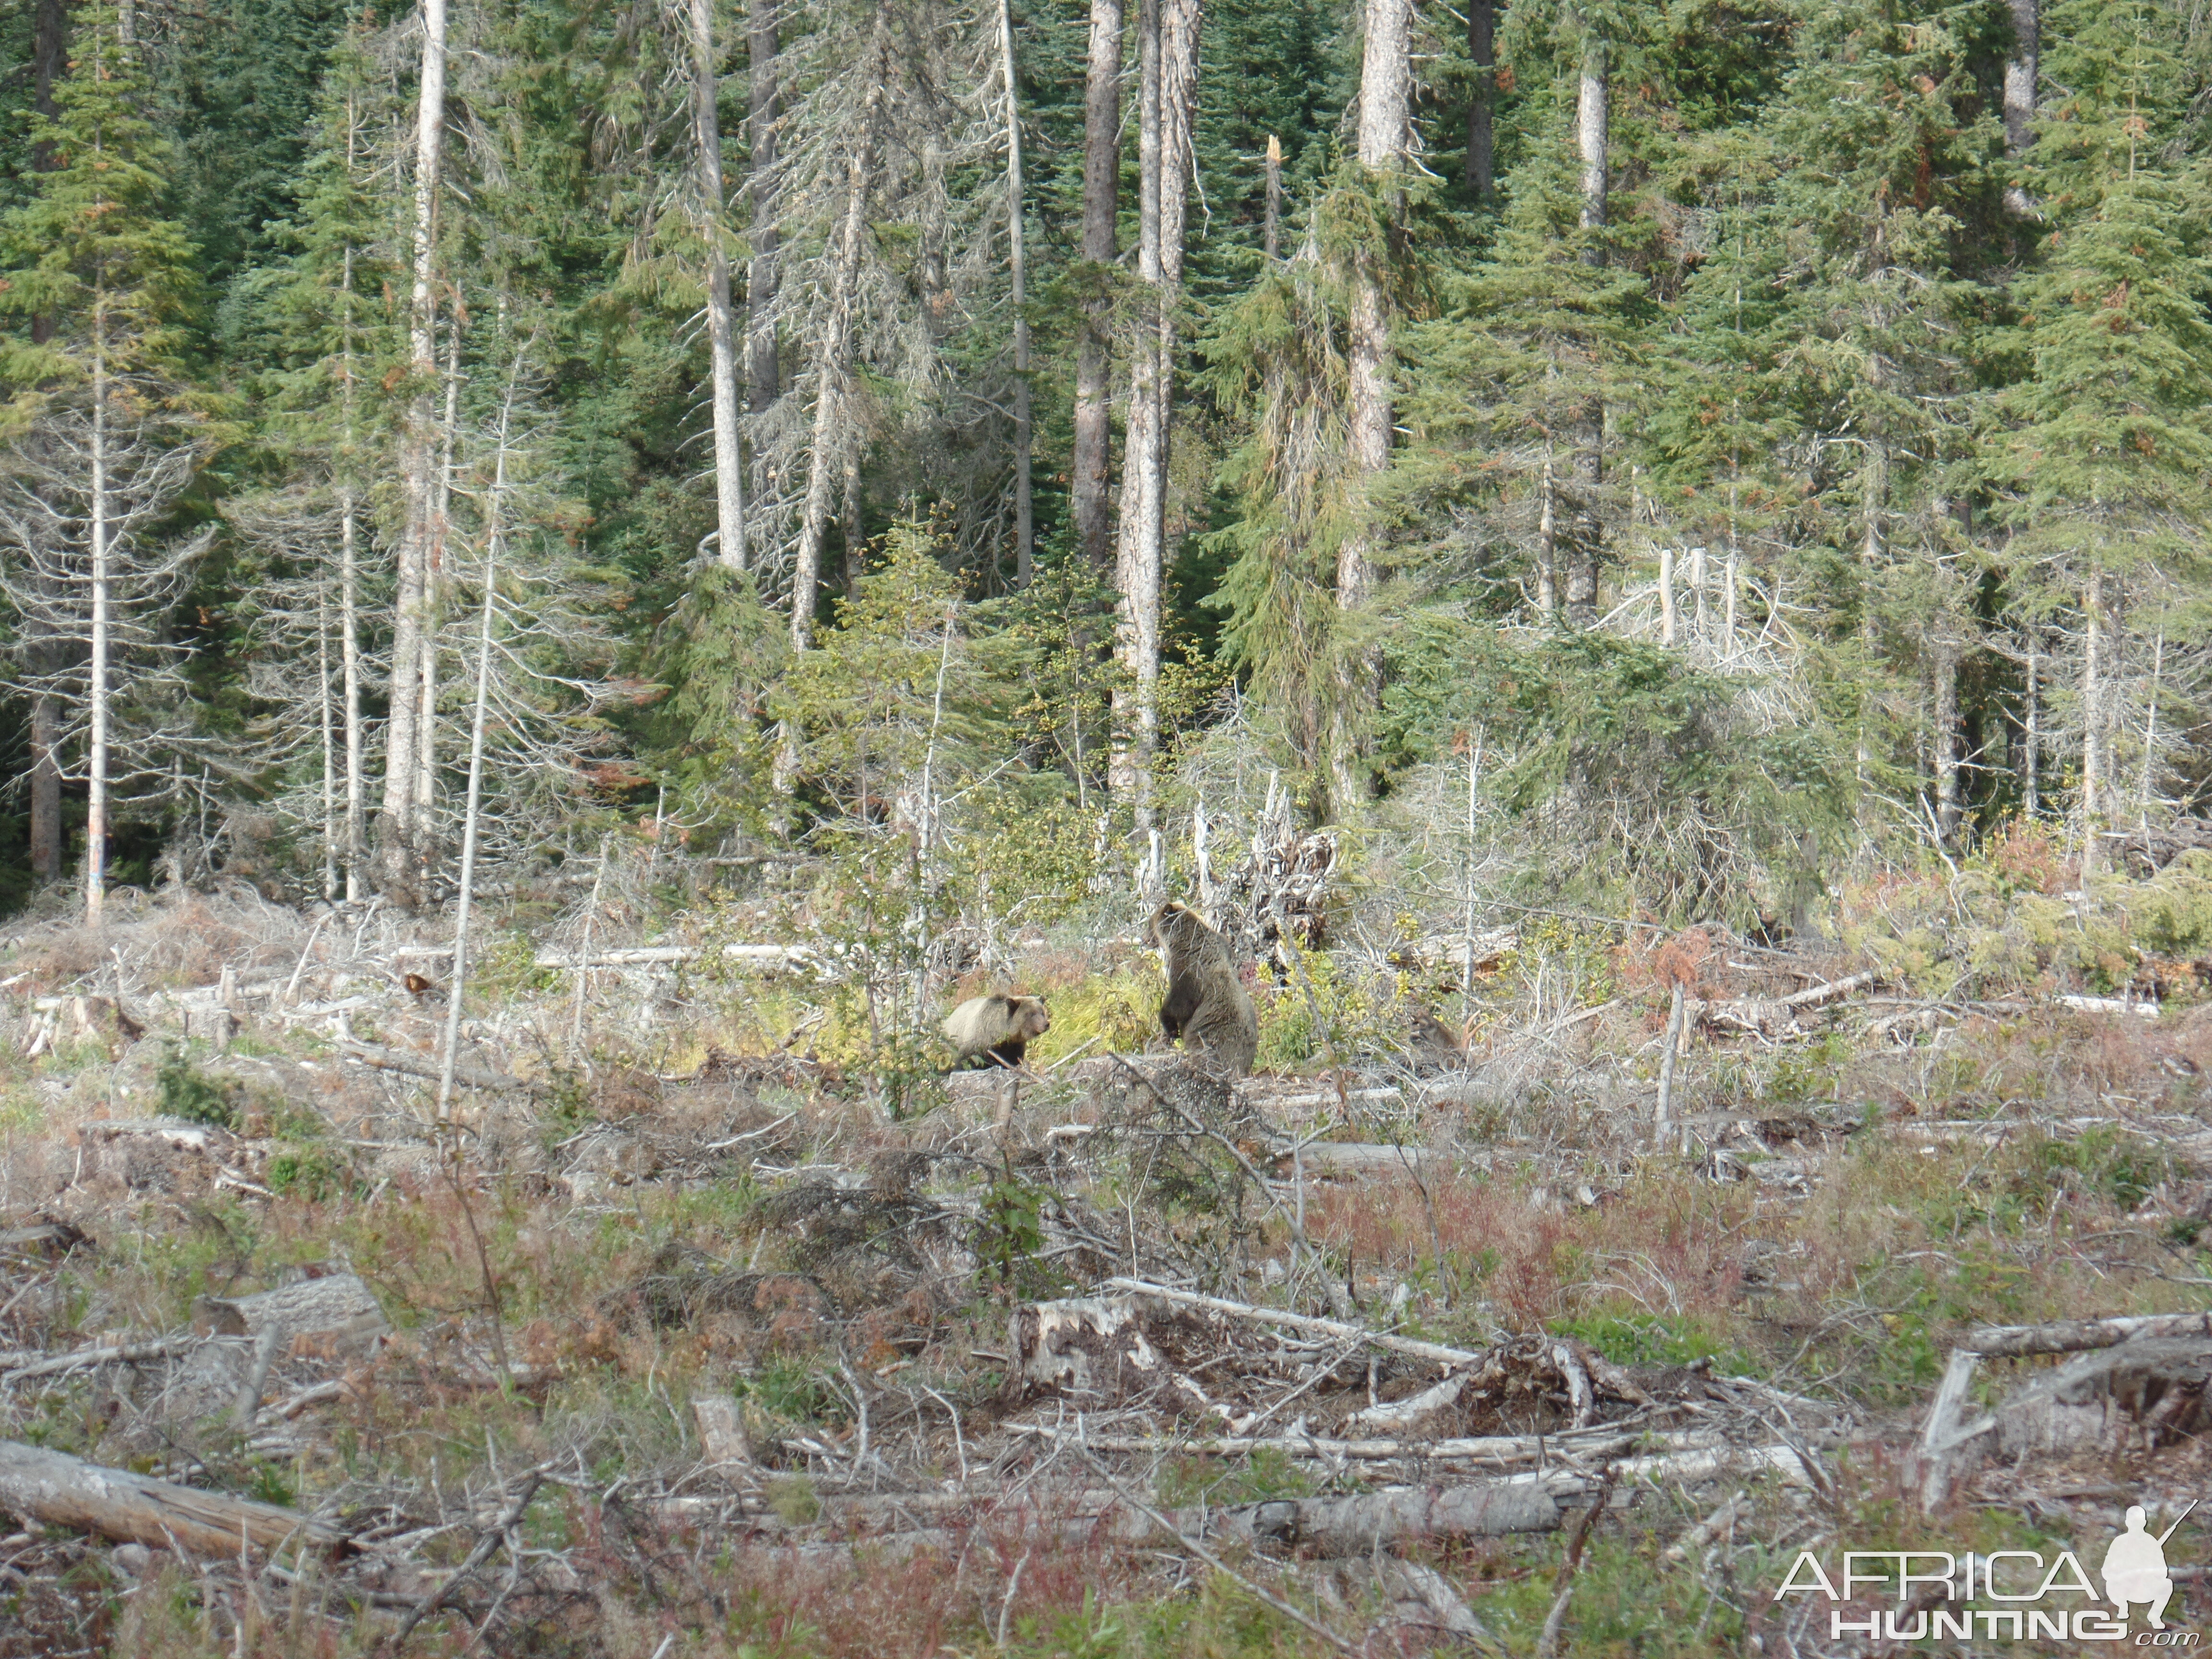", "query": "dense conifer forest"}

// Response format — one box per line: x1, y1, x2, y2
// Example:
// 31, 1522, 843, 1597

0, 0, 2201, 909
